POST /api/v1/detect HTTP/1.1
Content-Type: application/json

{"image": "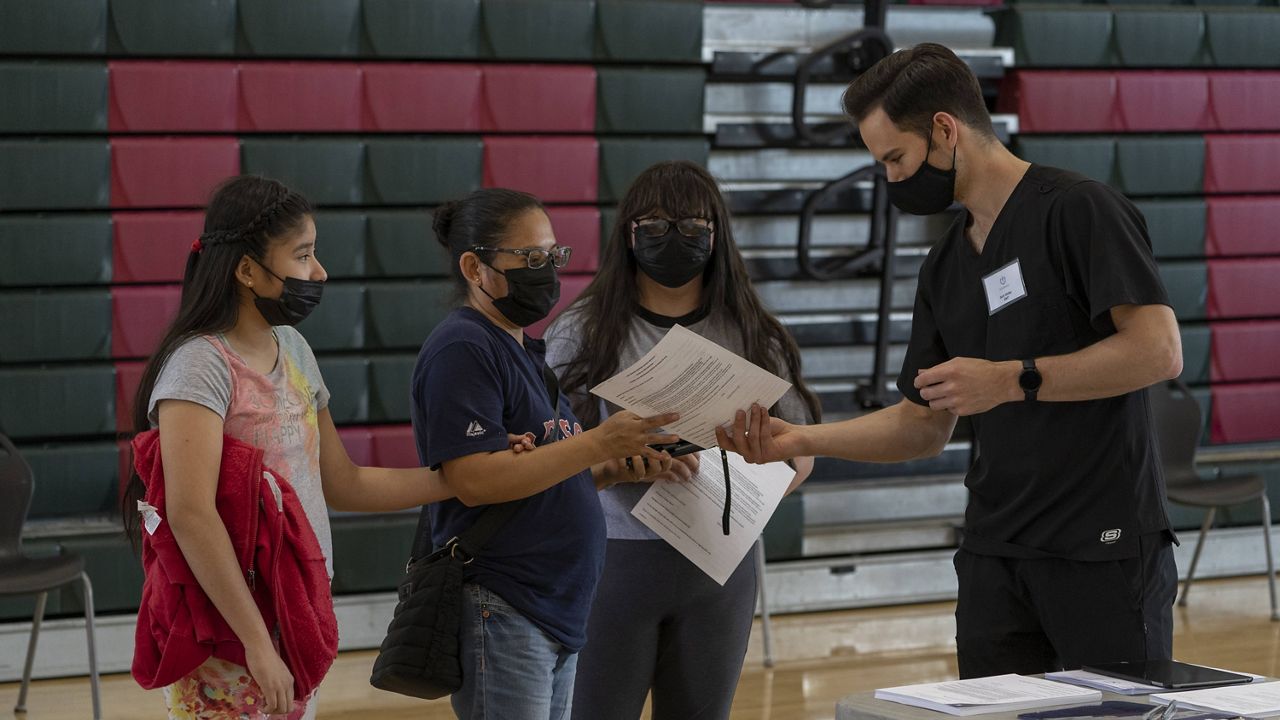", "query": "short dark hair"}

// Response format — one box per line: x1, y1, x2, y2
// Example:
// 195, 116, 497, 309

432, 188, 546, 296
842, 42, 995, 140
